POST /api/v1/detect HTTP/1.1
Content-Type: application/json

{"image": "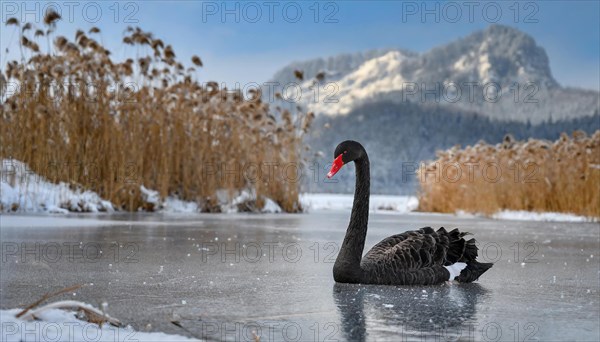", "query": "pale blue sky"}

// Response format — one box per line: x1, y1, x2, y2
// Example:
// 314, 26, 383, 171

1, 1, 599, 90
